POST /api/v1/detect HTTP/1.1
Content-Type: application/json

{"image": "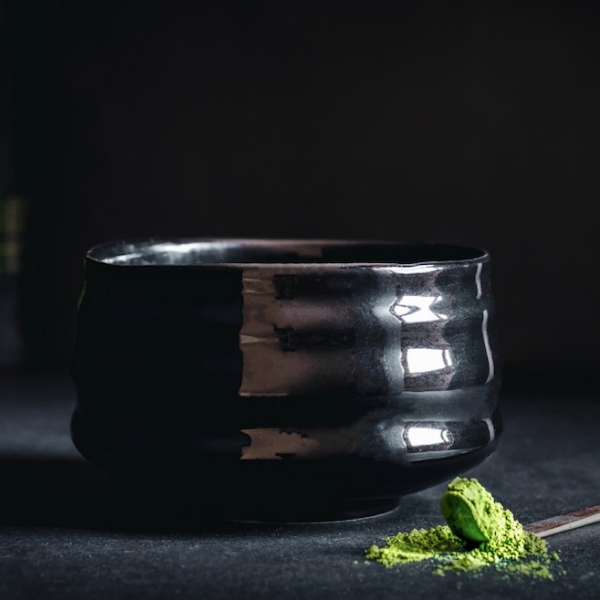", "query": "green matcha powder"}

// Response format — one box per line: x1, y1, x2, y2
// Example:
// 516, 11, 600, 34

365, 477, 563, 579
